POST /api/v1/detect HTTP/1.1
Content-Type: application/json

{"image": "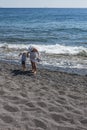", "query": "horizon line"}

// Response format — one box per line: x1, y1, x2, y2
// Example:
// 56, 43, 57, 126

0, 7, 87, 8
